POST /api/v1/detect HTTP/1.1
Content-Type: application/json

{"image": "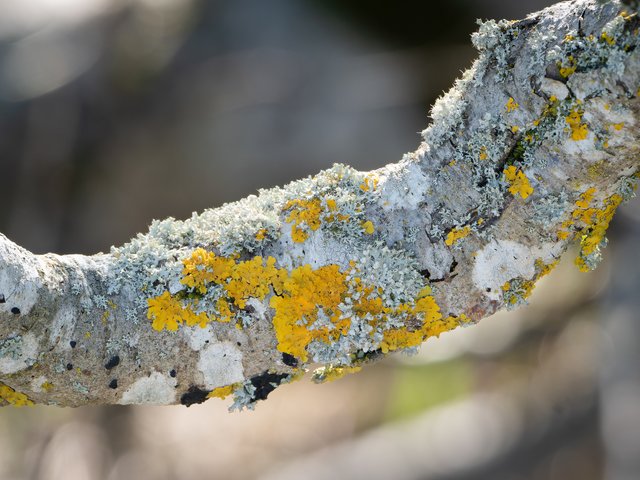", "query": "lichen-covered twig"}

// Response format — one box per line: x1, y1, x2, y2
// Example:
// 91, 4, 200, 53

1, 0, 638, 408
